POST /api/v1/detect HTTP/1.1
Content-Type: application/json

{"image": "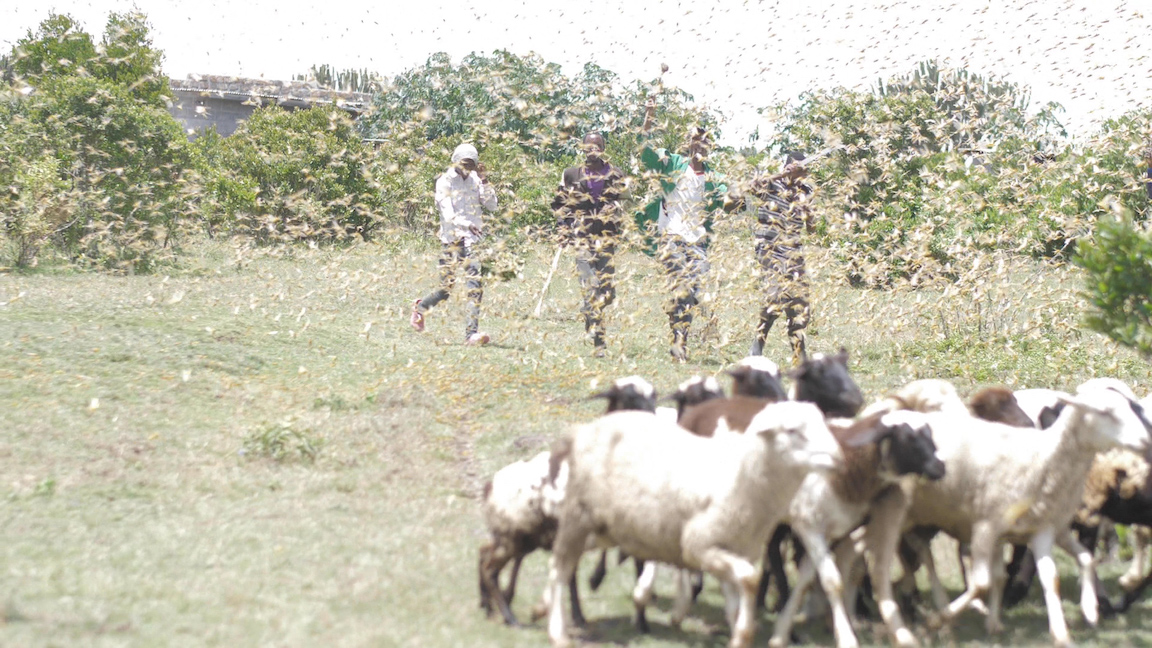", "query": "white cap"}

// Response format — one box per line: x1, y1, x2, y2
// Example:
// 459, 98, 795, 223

451, 143, 479, 163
